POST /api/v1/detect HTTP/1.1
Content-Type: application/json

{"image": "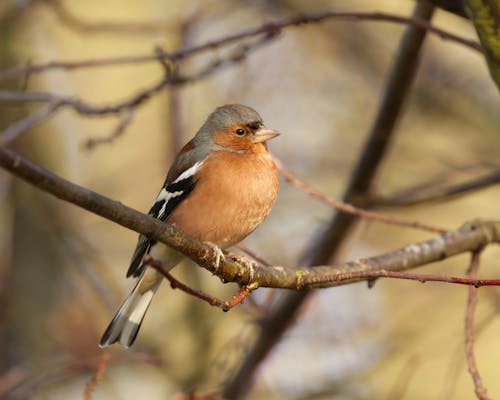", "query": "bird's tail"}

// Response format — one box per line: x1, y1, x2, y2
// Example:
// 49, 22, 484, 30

99, 269, 162, 348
